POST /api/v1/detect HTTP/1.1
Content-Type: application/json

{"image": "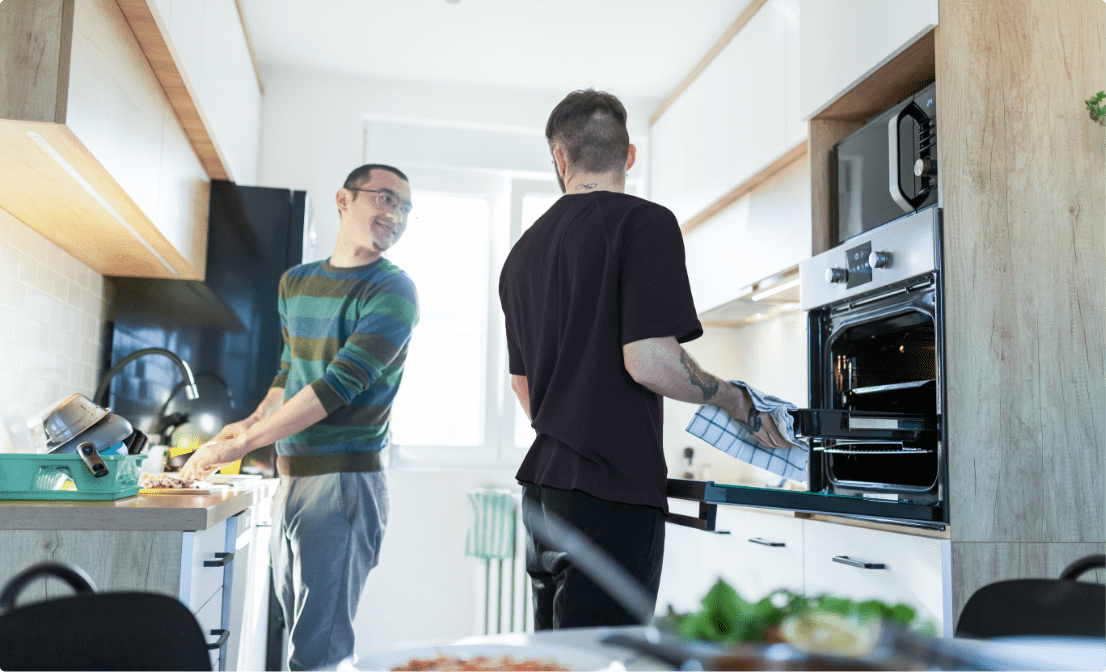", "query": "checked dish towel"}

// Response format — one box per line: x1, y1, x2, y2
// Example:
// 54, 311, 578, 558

685, 380, 809, 482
